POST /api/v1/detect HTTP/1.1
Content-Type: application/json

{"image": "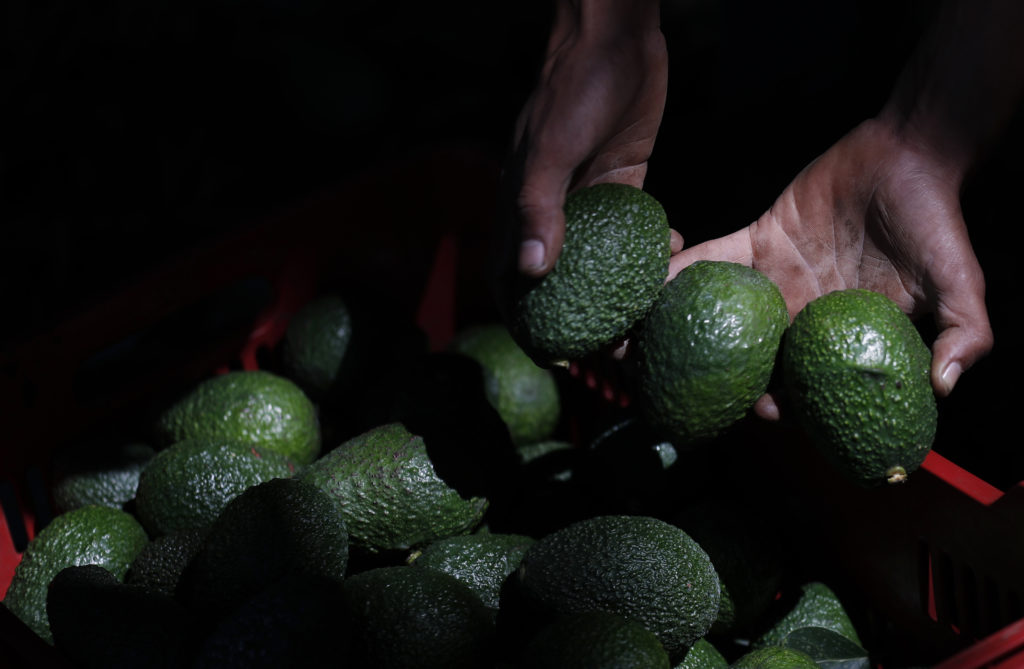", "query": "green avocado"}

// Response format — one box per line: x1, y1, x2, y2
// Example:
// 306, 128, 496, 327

511, 182, 671, 366
155, 370, 321, 465
509, 514, 720, 662
281, 294, 353, 398
635, 261, 788, 446
448, 323, 561, 446
2, 505, 149, 644
753, 581, 860, 649
675, 638, 728, 669
297, 423, 488, 555
133, 439, 298, 537
342, 565, 495, 669
781, 288, 937, 486
176, 477, 349, 625
52, 442, 155, 514
731, 646, 818, 668
521, 610, 671, 669
408, 532, 535, 609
